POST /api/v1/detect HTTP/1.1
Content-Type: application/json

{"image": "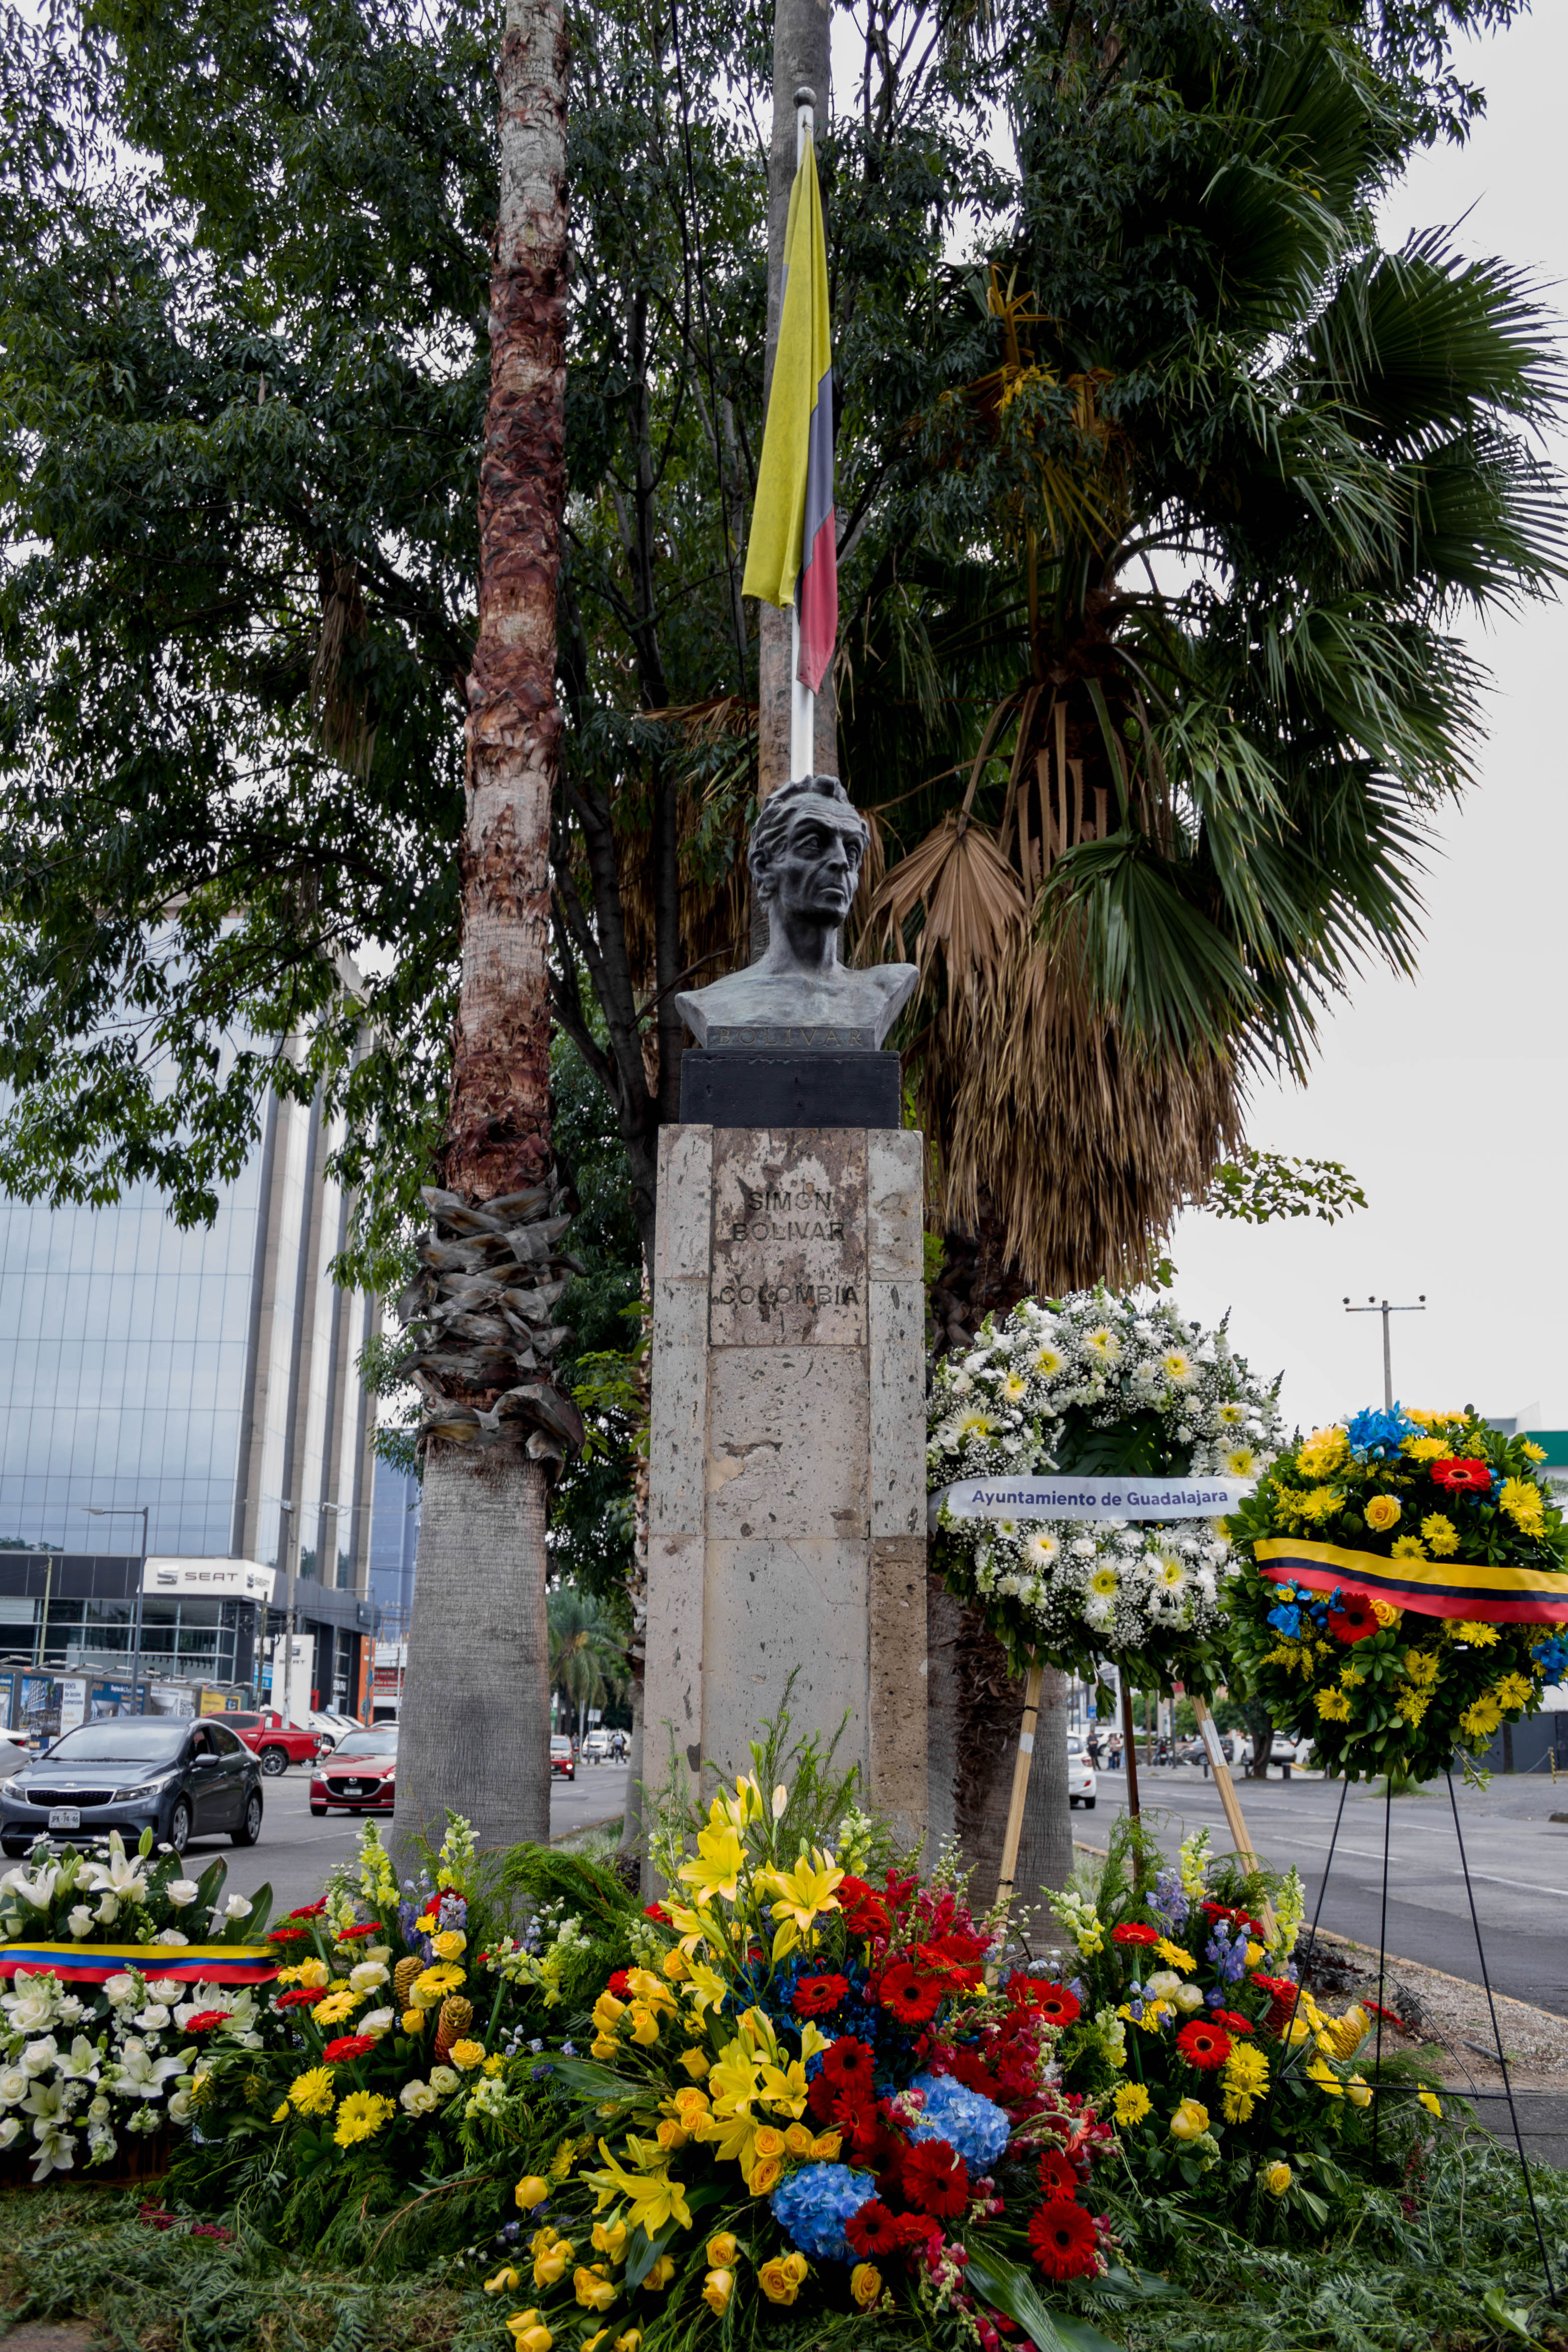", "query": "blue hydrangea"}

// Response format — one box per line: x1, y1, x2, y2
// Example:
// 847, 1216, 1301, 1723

770, 2162, 877, 2261
907, 2073, 1011, 2170
1533, 1633, 1568, 1682
1346, 1405, 1417, 1461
